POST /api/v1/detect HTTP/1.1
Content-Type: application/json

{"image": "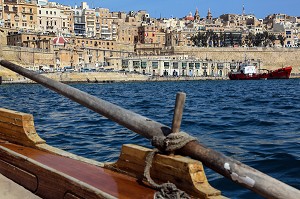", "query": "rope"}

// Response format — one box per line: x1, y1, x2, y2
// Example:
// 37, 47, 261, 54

144, 131, 197, 199
151, 131, 197, 153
